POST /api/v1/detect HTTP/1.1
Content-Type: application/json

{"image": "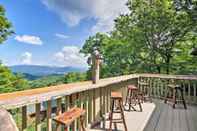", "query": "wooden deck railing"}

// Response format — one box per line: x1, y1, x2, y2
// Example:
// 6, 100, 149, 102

0, 74, 196, 131
138, 74, 197, 104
